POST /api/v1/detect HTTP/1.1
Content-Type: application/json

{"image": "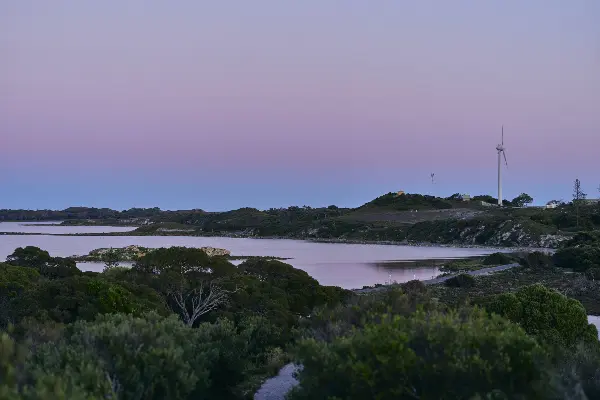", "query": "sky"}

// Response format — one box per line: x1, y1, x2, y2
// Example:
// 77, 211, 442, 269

1, 1, 599, 211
